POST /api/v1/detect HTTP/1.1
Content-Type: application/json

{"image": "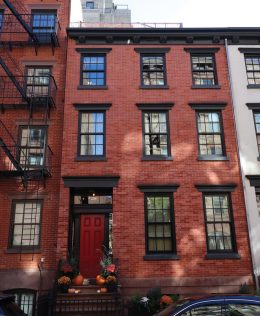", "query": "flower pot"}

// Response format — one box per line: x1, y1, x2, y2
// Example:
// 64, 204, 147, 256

72, 274, 84, 286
